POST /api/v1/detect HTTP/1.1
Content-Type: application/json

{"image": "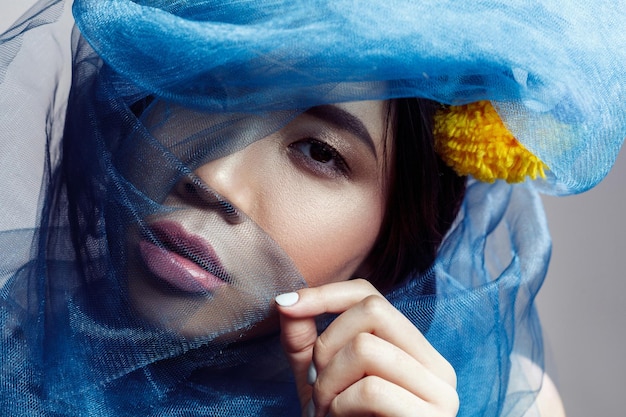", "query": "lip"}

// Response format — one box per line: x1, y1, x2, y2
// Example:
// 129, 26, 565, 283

138, 220, 229, 294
